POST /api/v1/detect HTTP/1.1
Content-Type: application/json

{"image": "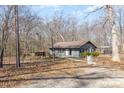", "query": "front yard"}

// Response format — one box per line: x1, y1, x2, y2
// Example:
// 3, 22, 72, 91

0, 54, 124, 88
